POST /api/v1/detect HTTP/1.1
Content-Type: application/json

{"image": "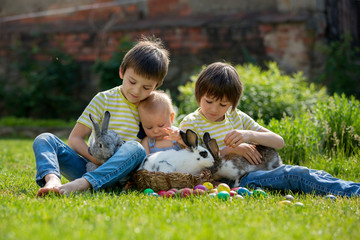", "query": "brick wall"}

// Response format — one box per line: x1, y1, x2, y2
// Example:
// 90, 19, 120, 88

0, 0, 326, 95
